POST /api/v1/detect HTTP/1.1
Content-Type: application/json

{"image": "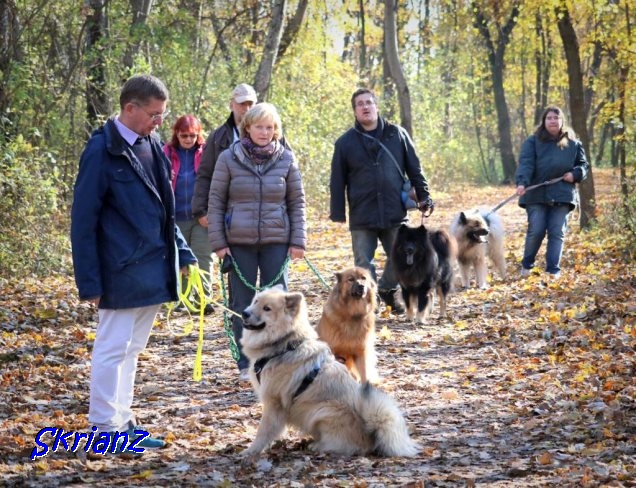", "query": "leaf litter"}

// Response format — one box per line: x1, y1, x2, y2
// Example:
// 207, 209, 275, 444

0, 169, 633, 487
